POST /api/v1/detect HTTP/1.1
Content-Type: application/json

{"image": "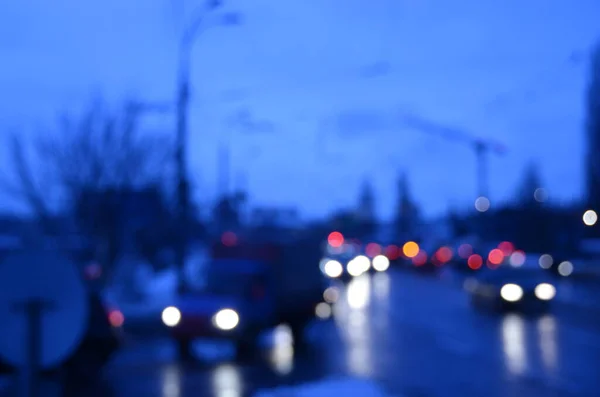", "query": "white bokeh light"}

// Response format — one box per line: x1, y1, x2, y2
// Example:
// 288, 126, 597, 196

538, 254, 553, 269
557, 261, 574, 277
583, 210, 597, 226
213, 309, 239, 330
323, 260, 343, 278
162, 306, 181, 327
475, 196, 491, 212
372, 255, 390, 272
